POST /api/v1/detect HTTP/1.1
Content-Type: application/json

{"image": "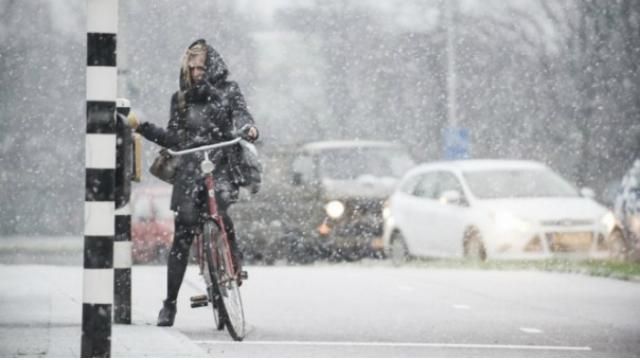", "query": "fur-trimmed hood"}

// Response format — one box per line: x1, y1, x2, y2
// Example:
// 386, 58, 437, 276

179, 39, 229, 91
